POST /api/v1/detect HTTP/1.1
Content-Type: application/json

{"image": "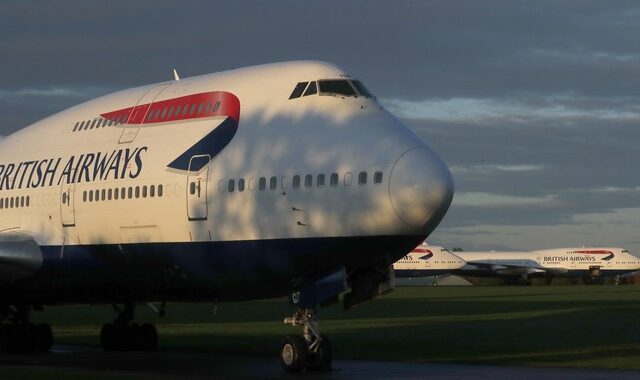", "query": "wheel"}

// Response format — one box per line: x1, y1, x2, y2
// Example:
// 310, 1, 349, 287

100, 323, 115, 351
35, 323, 53, 352
308, 335, 332, 372
280, 335, 308, 373
140, 323, 158, 351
